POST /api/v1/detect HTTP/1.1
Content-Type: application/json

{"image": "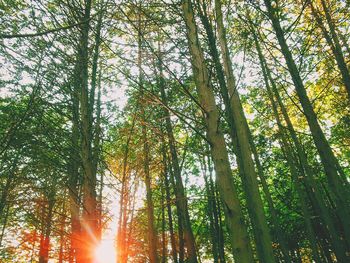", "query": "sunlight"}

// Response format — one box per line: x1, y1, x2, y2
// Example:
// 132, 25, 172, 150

94, 239, 116, 263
